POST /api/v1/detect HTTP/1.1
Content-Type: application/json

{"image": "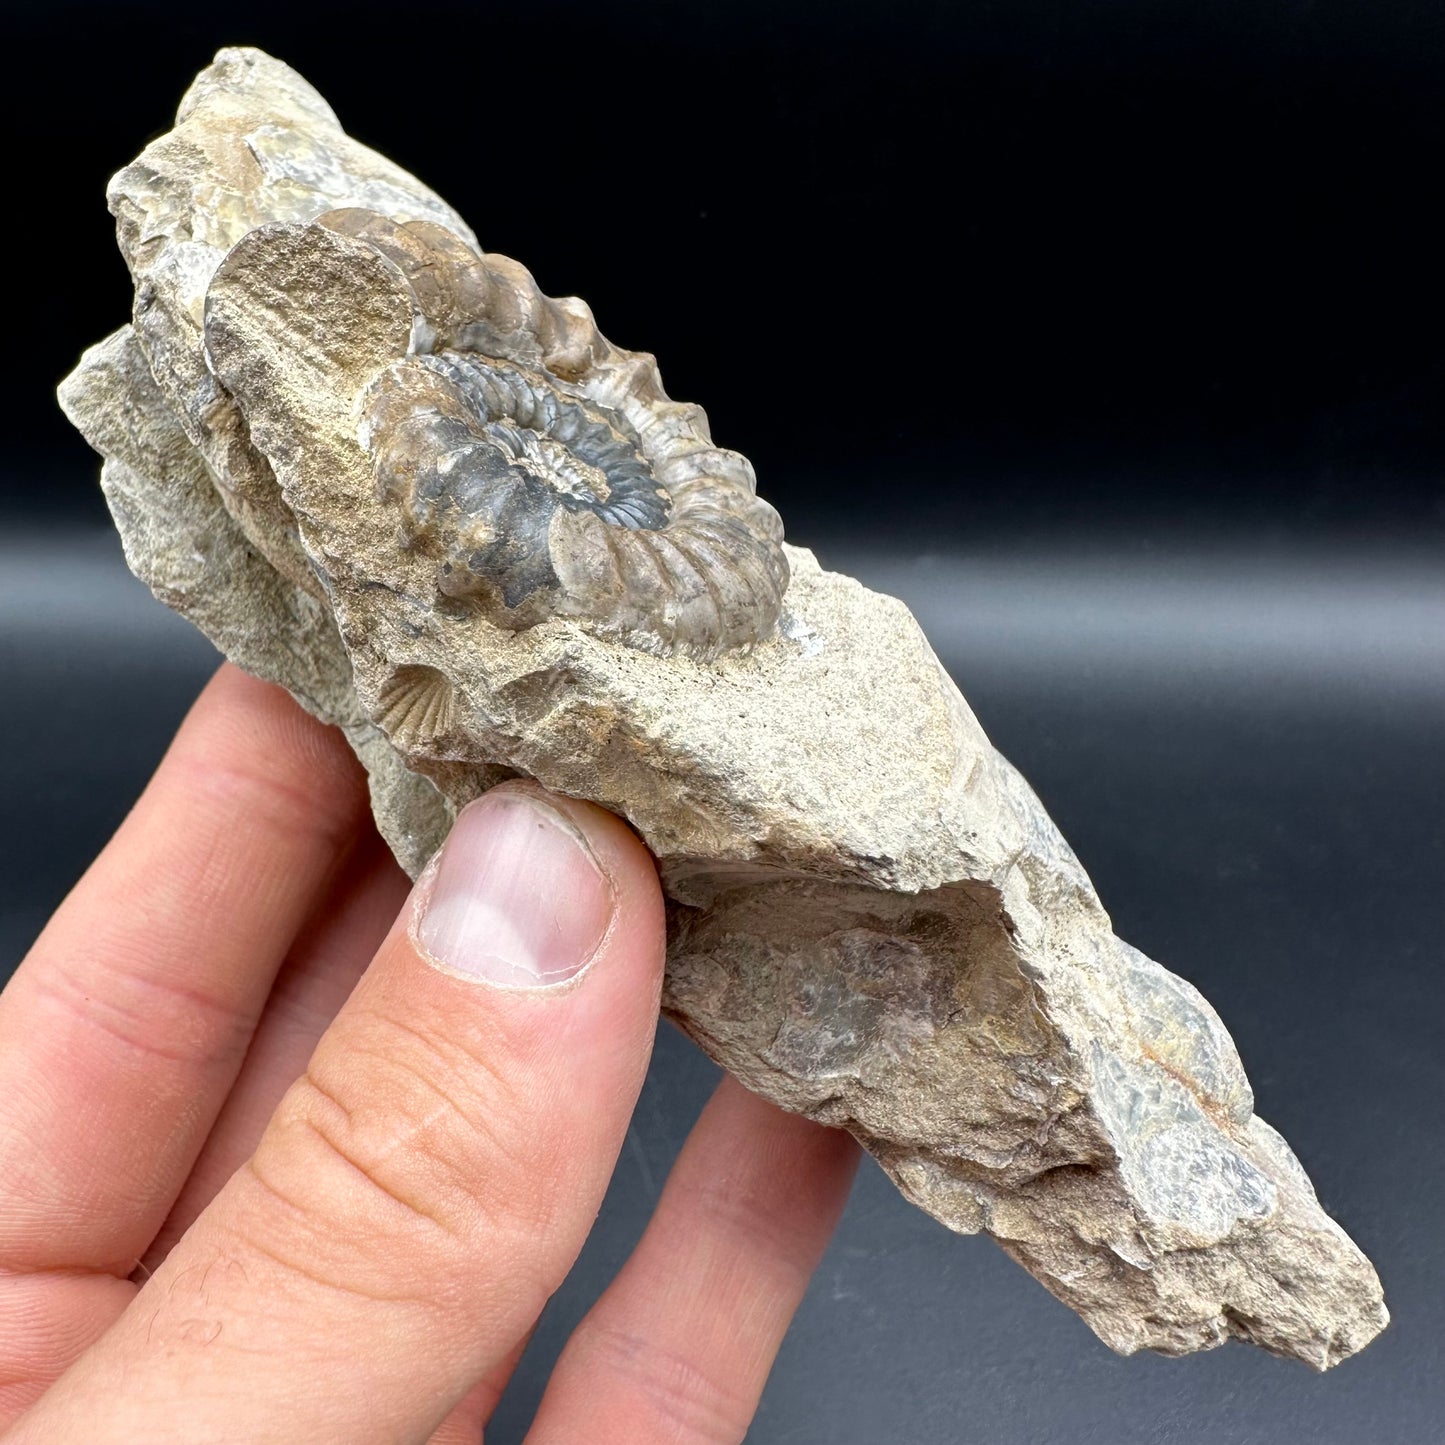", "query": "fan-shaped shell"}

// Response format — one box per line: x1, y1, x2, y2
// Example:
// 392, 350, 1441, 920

375, 664, 457, 748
